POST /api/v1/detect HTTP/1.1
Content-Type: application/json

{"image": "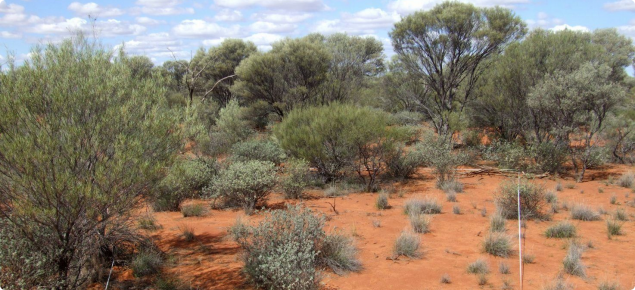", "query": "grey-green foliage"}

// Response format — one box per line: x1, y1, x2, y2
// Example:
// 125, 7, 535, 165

210, 99, 254, 154
385, 146, 425, 179
390, 1, 526, 137
154, 157, 217, 211
482, 140, 568, 173
0, 34, 179, 289
415, 133, 469, 188
230, 139, 286, 165
275, 103, 407, 190
229, 205, 360, 290
280, 159, 311, 199
545, 222, 577, 238
206, 160, 277, 213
